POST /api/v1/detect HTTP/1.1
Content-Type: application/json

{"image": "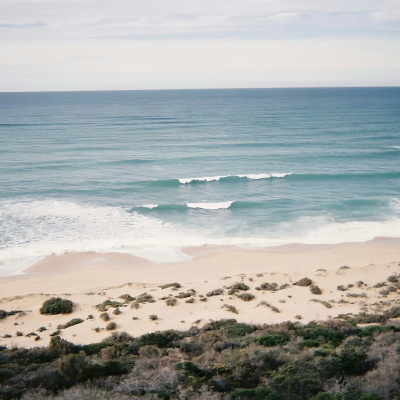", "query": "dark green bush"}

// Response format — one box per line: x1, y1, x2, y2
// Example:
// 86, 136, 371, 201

257, 332, 290, 347
0, 311, 397, 400
106, 322, 117, 331
58, 318, 84, 330
40, 298, 74, 315
160, 282, 181, 289
206, 288, 223, 297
